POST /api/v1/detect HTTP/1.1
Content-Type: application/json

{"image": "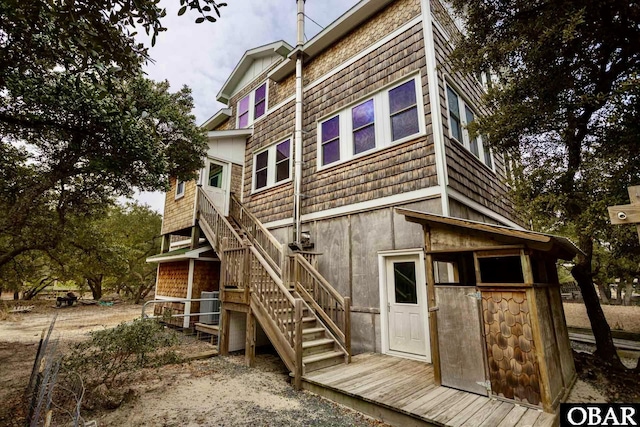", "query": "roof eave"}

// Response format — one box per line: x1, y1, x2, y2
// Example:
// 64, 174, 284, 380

206, 129, 253, 139
200, 108, 232, 131
217, 40, 293, 104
